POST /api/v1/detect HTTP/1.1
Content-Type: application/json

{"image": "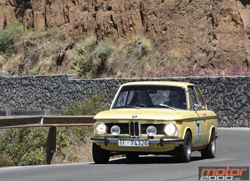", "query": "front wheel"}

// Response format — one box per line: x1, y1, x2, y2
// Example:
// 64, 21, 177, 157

201, 130, 216, 158
92, 143, 110, 164
174, 131, 192, 162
